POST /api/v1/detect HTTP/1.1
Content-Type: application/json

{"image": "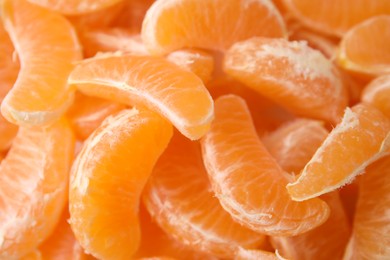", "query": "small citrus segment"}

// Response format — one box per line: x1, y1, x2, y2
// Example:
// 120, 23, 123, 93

343, 155, 390, 259
287, 103, 390, 201
201, 94, 330, 236
282, 0, 390, 37
262, 119, 329, 174
224, 37, 347, 124
361, 74, 390, 117
0, 118, 75, 259
69, 109, 173, 260
68, 54, 214, 140
142, 0, 286, 55
1, 0, 82, 126
26, 0, 123, 15
337, 15, 390, 76
142, 132, 265, 258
